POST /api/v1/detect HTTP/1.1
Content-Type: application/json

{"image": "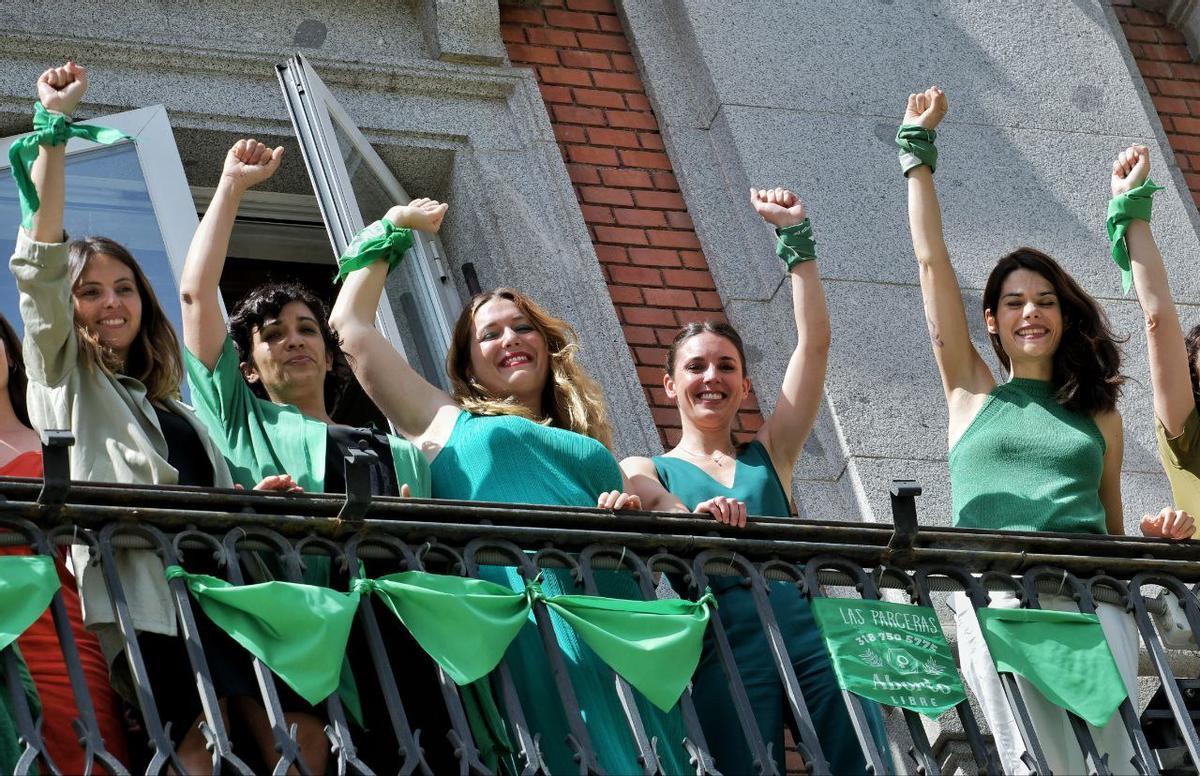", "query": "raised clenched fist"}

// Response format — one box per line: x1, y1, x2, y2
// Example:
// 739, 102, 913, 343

1110, 144, 1150, 198
903, 86, 947, 131
221, 139, 284, 193
750, 187, 807, 229
37, 62, 88, 116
